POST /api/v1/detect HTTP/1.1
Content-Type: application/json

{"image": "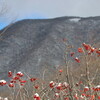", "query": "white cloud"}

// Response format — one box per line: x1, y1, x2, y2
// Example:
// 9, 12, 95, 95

1, 0, 100, 22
